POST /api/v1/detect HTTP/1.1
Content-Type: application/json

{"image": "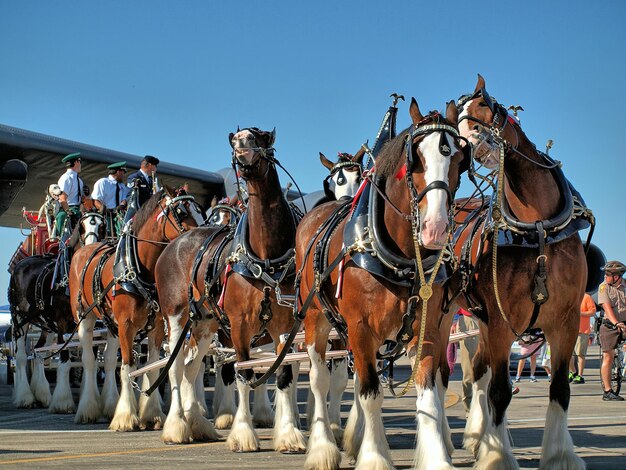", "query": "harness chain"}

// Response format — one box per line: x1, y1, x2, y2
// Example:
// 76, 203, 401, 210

388, 158, 451, 398
487, 132, 552, 340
